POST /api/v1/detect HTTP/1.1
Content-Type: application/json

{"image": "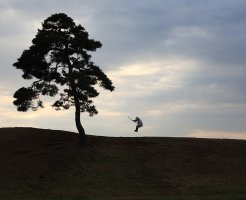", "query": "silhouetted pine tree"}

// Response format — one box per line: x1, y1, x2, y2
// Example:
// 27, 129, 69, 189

13, 13, 114, 145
